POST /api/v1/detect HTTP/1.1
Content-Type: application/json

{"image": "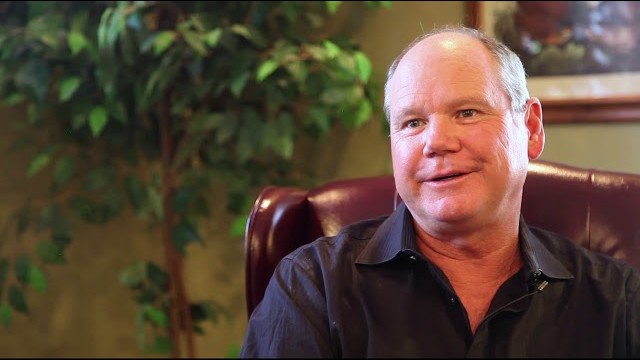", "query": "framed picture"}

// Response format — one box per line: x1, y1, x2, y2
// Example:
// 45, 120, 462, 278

466, 1, 640, 123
